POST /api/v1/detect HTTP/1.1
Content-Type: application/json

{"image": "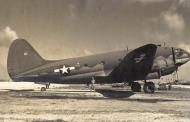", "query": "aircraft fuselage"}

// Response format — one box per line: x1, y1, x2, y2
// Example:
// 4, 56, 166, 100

10, 42, 190, 84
